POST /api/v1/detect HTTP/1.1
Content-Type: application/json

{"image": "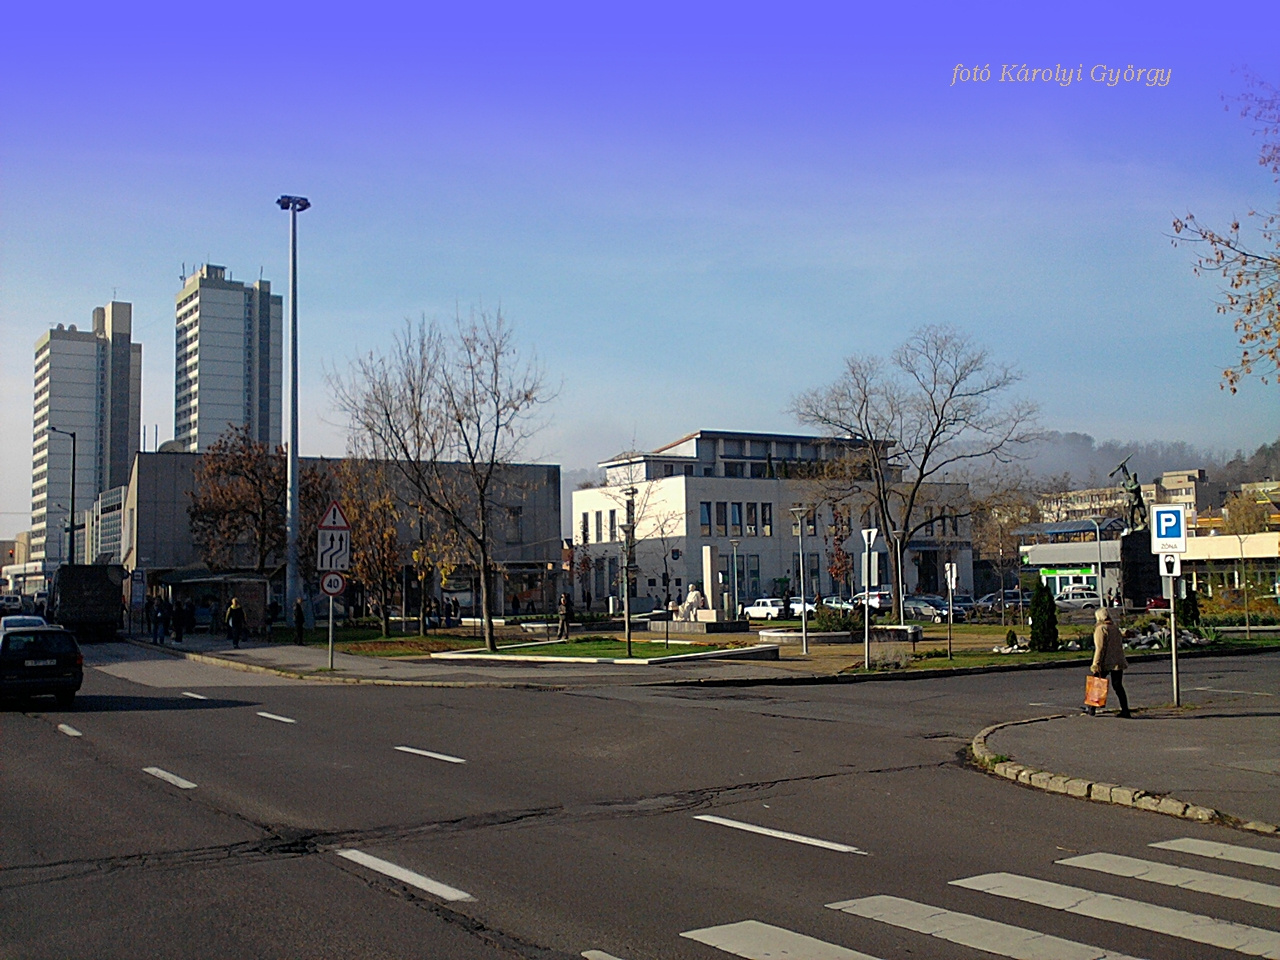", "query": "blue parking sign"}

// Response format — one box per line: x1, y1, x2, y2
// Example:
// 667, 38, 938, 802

1150, 504, 1187, 554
